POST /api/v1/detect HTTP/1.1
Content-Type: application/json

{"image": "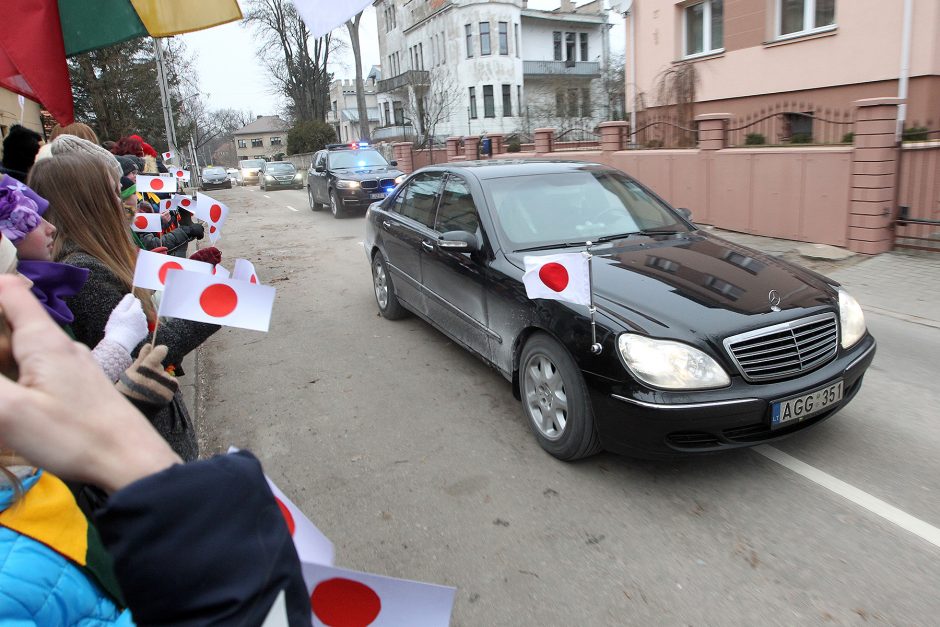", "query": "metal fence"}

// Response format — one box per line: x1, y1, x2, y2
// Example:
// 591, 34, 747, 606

725, 105, 855, 147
